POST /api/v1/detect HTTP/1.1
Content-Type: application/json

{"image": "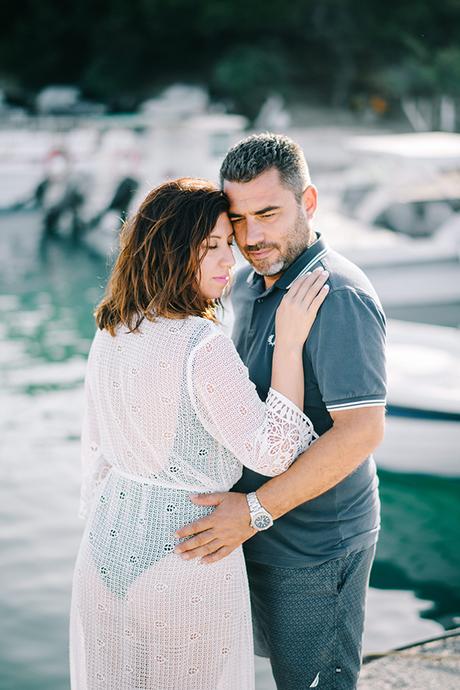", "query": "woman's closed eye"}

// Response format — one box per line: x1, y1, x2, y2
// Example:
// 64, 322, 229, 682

208, 241, 234, 250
